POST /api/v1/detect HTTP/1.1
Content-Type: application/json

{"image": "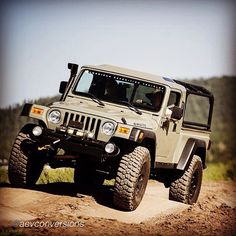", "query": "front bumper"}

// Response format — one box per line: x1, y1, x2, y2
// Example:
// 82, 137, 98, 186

34, 127, 119, 161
